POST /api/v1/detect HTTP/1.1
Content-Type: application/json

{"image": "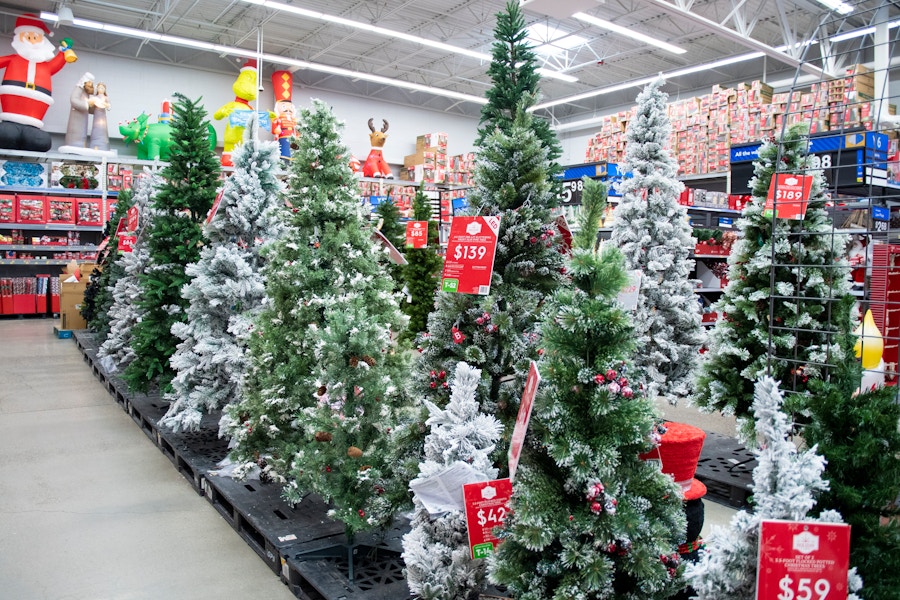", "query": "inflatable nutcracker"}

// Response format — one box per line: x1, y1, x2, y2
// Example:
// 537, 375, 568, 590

271, 70, 297, 160
0, 13, 77, 151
